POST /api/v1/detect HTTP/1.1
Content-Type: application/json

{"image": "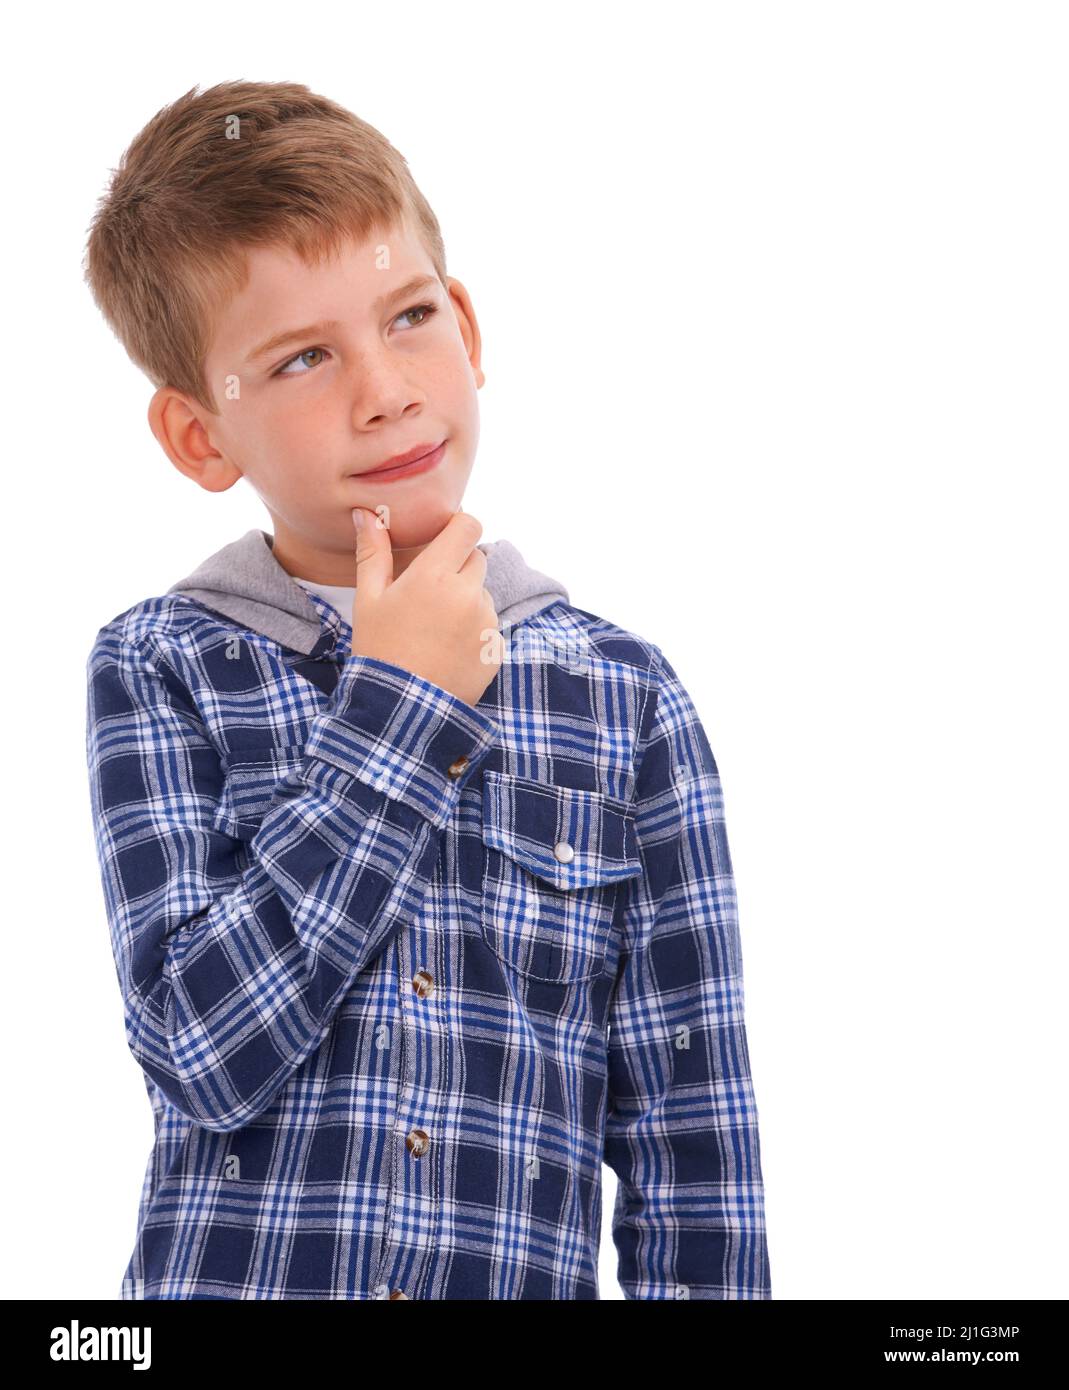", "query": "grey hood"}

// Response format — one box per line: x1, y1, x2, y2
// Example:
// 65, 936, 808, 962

166, 528, 569, 657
